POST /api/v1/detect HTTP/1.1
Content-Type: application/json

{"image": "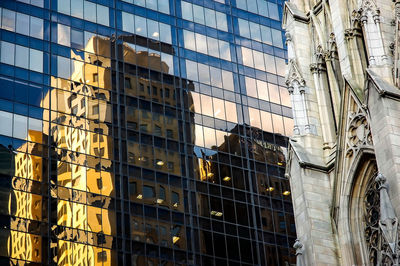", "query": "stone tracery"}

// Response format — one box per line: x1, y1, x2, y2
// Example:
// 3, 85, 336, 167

364, 173, 400, 265
345, 95, 373, 159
